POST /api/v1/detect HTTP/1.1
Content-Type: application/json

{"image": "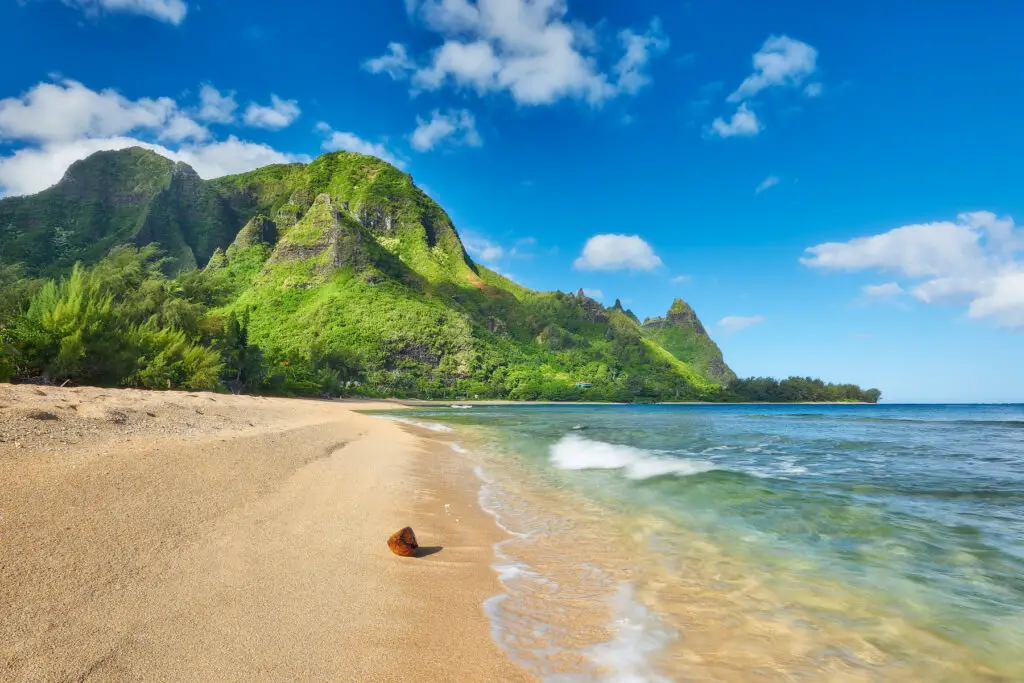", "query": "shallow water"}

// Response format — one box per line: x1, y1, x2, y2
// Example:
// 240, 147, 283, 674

381, 404, 1024, 681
